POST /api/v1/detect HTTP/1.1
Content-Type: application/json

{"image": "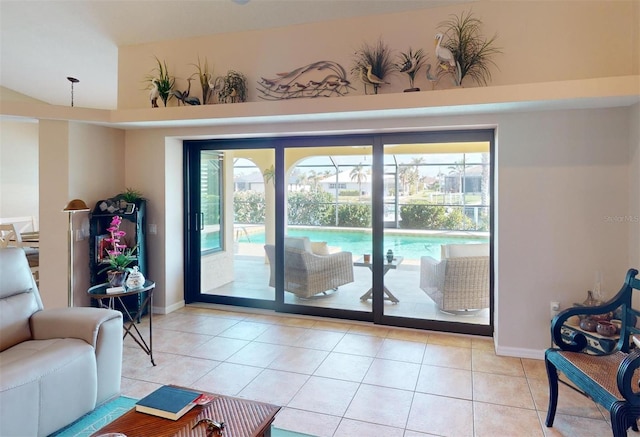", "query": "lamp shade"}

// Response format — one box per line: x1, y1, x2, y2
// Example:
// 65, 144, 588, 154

63, 199, 90, 212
